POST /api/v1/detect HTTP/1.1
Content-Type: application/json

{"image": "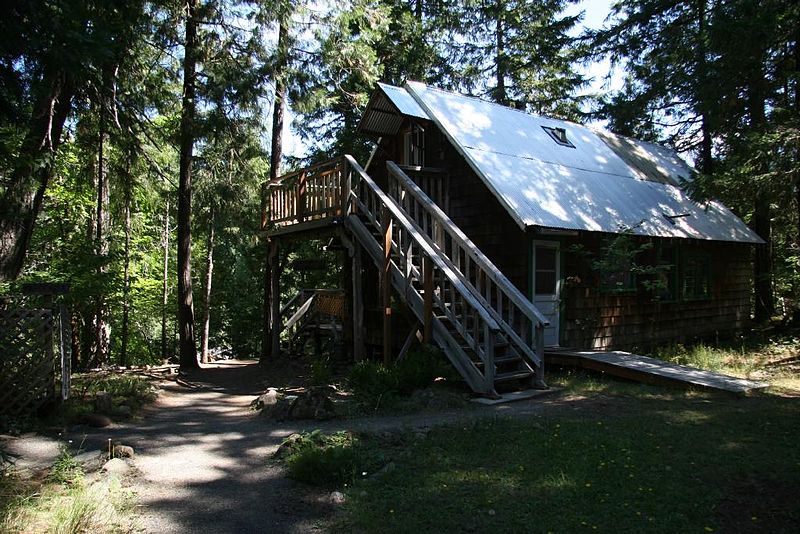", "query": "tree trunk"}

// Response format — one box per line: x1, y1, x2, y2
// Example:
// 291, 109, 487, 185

91, 96, 111, 368
494, 1, 507, 106
121, 157, 132, 367
0, 69, 73, 280
200, 205, 215, 364
178, 0, 199, 370
749, 75, 774, 322
262, 14, 289, 364
161, 197, 170, 361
